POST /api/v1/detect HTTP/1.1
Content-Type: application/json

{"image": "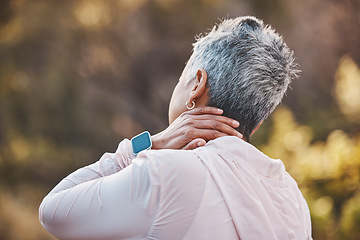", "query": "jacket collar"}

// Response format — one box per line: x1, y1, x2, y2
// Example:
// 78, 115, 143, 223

203, 136, 286, 181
